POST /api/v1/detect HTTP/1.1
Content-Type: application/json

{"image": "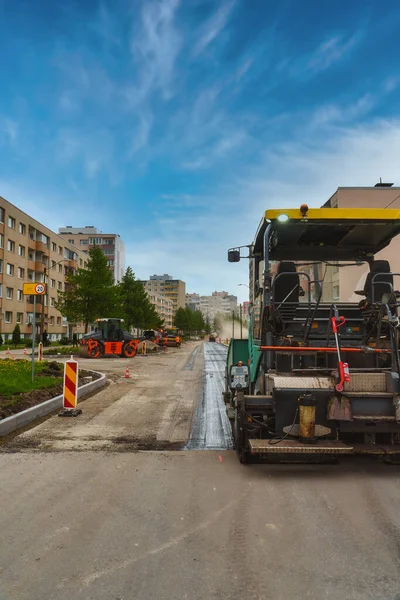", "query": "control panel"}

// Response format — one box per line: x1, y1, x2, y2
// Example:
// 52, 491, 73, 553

230, 365, 249, 391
